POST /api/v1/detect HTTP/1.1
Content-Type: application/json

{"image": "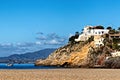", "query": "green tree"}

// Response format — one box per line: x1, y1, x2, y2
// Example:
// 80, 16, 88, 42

69, 36, 75, 43
75, 32, 79, 38
118, 27, 120, 32
112, 43, 119, 50
107, 26, 112, 30
96, 25, 104, 29
109, 29, 116, 34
